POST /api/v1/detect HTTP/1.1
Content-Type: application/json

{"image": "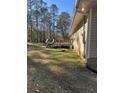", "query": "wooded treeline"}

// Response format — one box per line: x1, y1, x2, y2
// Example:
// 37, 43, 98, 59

27, 0, 71, 43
